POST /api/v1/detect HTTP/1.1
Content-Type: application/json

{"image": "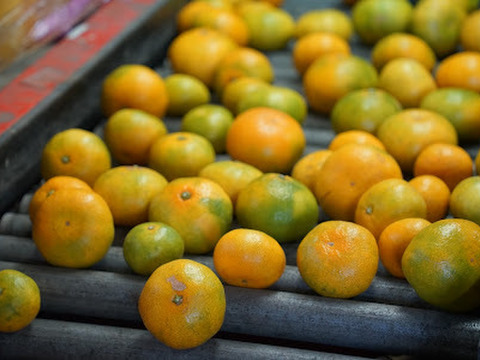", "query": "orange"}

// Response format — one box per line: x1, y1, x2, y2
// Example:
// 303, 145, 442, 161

235, 173, 319, 243
409, 175, 451, 222
176, 1, 233, 32
225, 107, 306, 174
213, 46, 274, 95
377, 58, 437, 108
167, 27, 238, 88
188, 7, 250, 46
461, 10, 480, 51
138, 259, 226, 349
181, 104, 234, 154
148, 132, 216, 181
450, 176, 480, 225
435, 51, 480, 93
239, 3, 295, 51
198, 160, 263, 205
354, 178, 428, 239
0, 269, 41, 333
40, 128, 111, 187
330, 87, 402, 135
303, 53, 378, 114
402, 218, 480, 312
413, 143, 473, 191
376, 108, 458, 174
93, 165, 168, 227
164, 73, 211, 117
31, 188, 114, 268
410, 0, 466, 58
297, 220, 379, 299
328, 130, 386, 151
148, 177, 233, 254
122, 222, 184, 276
291, 149, 333, 193
420, 87, 480, 143
351, 0, 413, 45
101, 64, 169, 118
29, 175, 91, 222
371, 32, 437, 71
213, 228, 286, 288
292, 31, 351, 75
294, 9, 354, 41
103, 108, 168, 165
377, 218, 431, 278
314, 143, 403, 221
236, 84, 308, 124
220, 76, 270, 114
